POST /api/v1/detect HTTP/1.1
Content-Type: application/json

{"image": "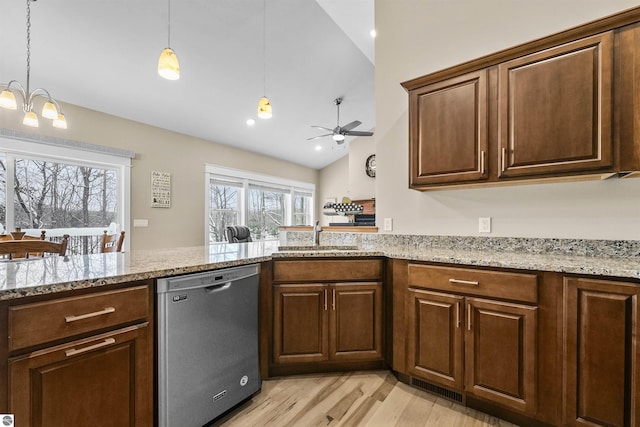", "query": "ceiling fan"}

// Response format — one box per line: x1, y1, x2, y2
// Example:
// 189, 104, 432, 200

307, 97, 374, 144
